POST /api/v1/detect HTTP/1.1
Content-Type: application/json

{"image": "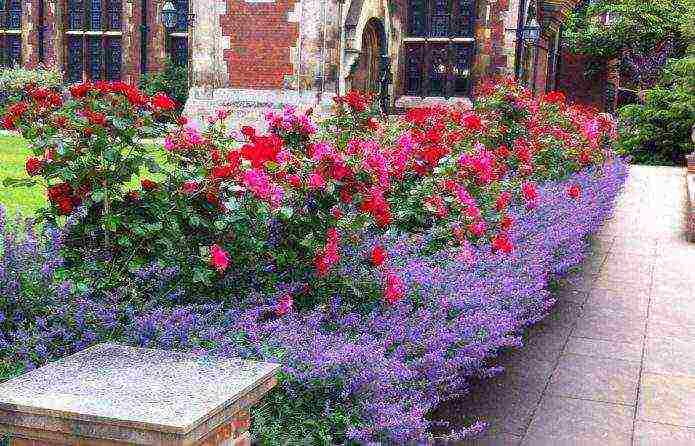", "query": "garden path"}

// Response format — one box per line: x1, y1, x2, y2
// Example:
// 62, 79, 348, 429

455, 165, 695, 445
